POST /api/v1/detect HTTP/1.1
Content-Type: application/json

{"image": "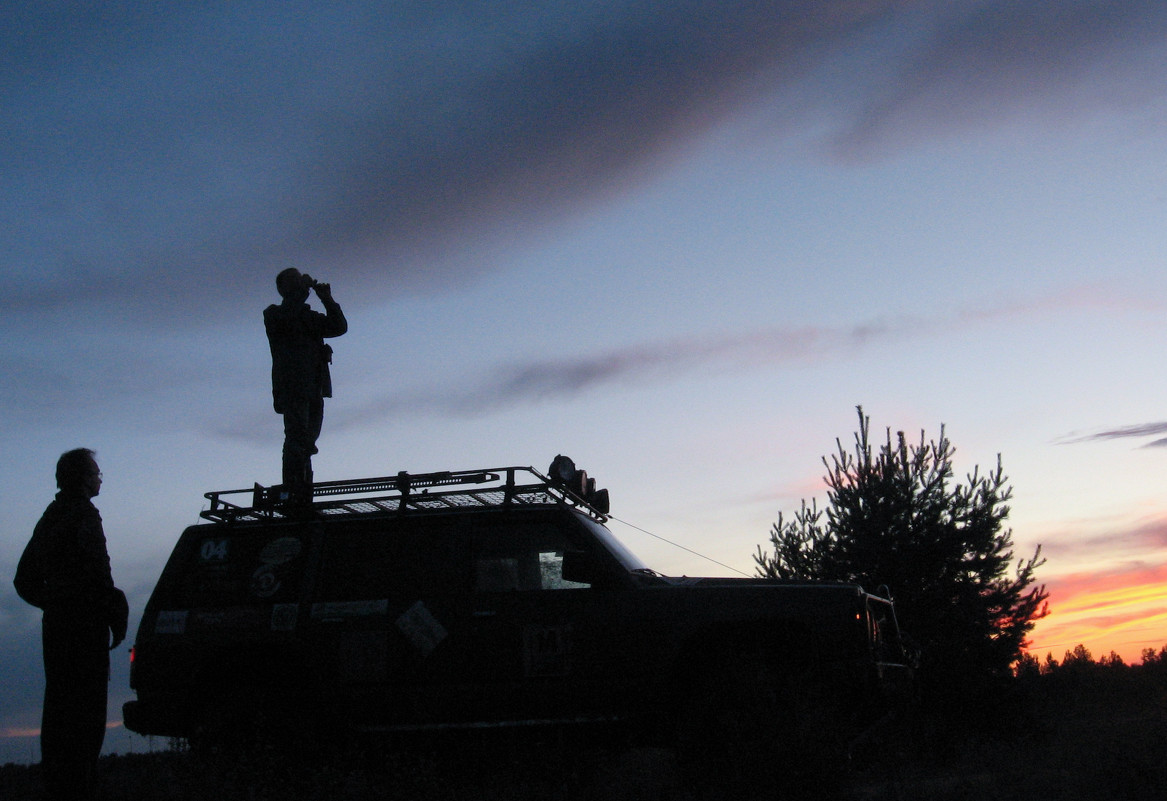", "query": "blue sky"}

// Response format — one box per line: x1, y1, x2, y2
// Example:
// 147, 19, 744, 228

4, 0, 1167, 764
